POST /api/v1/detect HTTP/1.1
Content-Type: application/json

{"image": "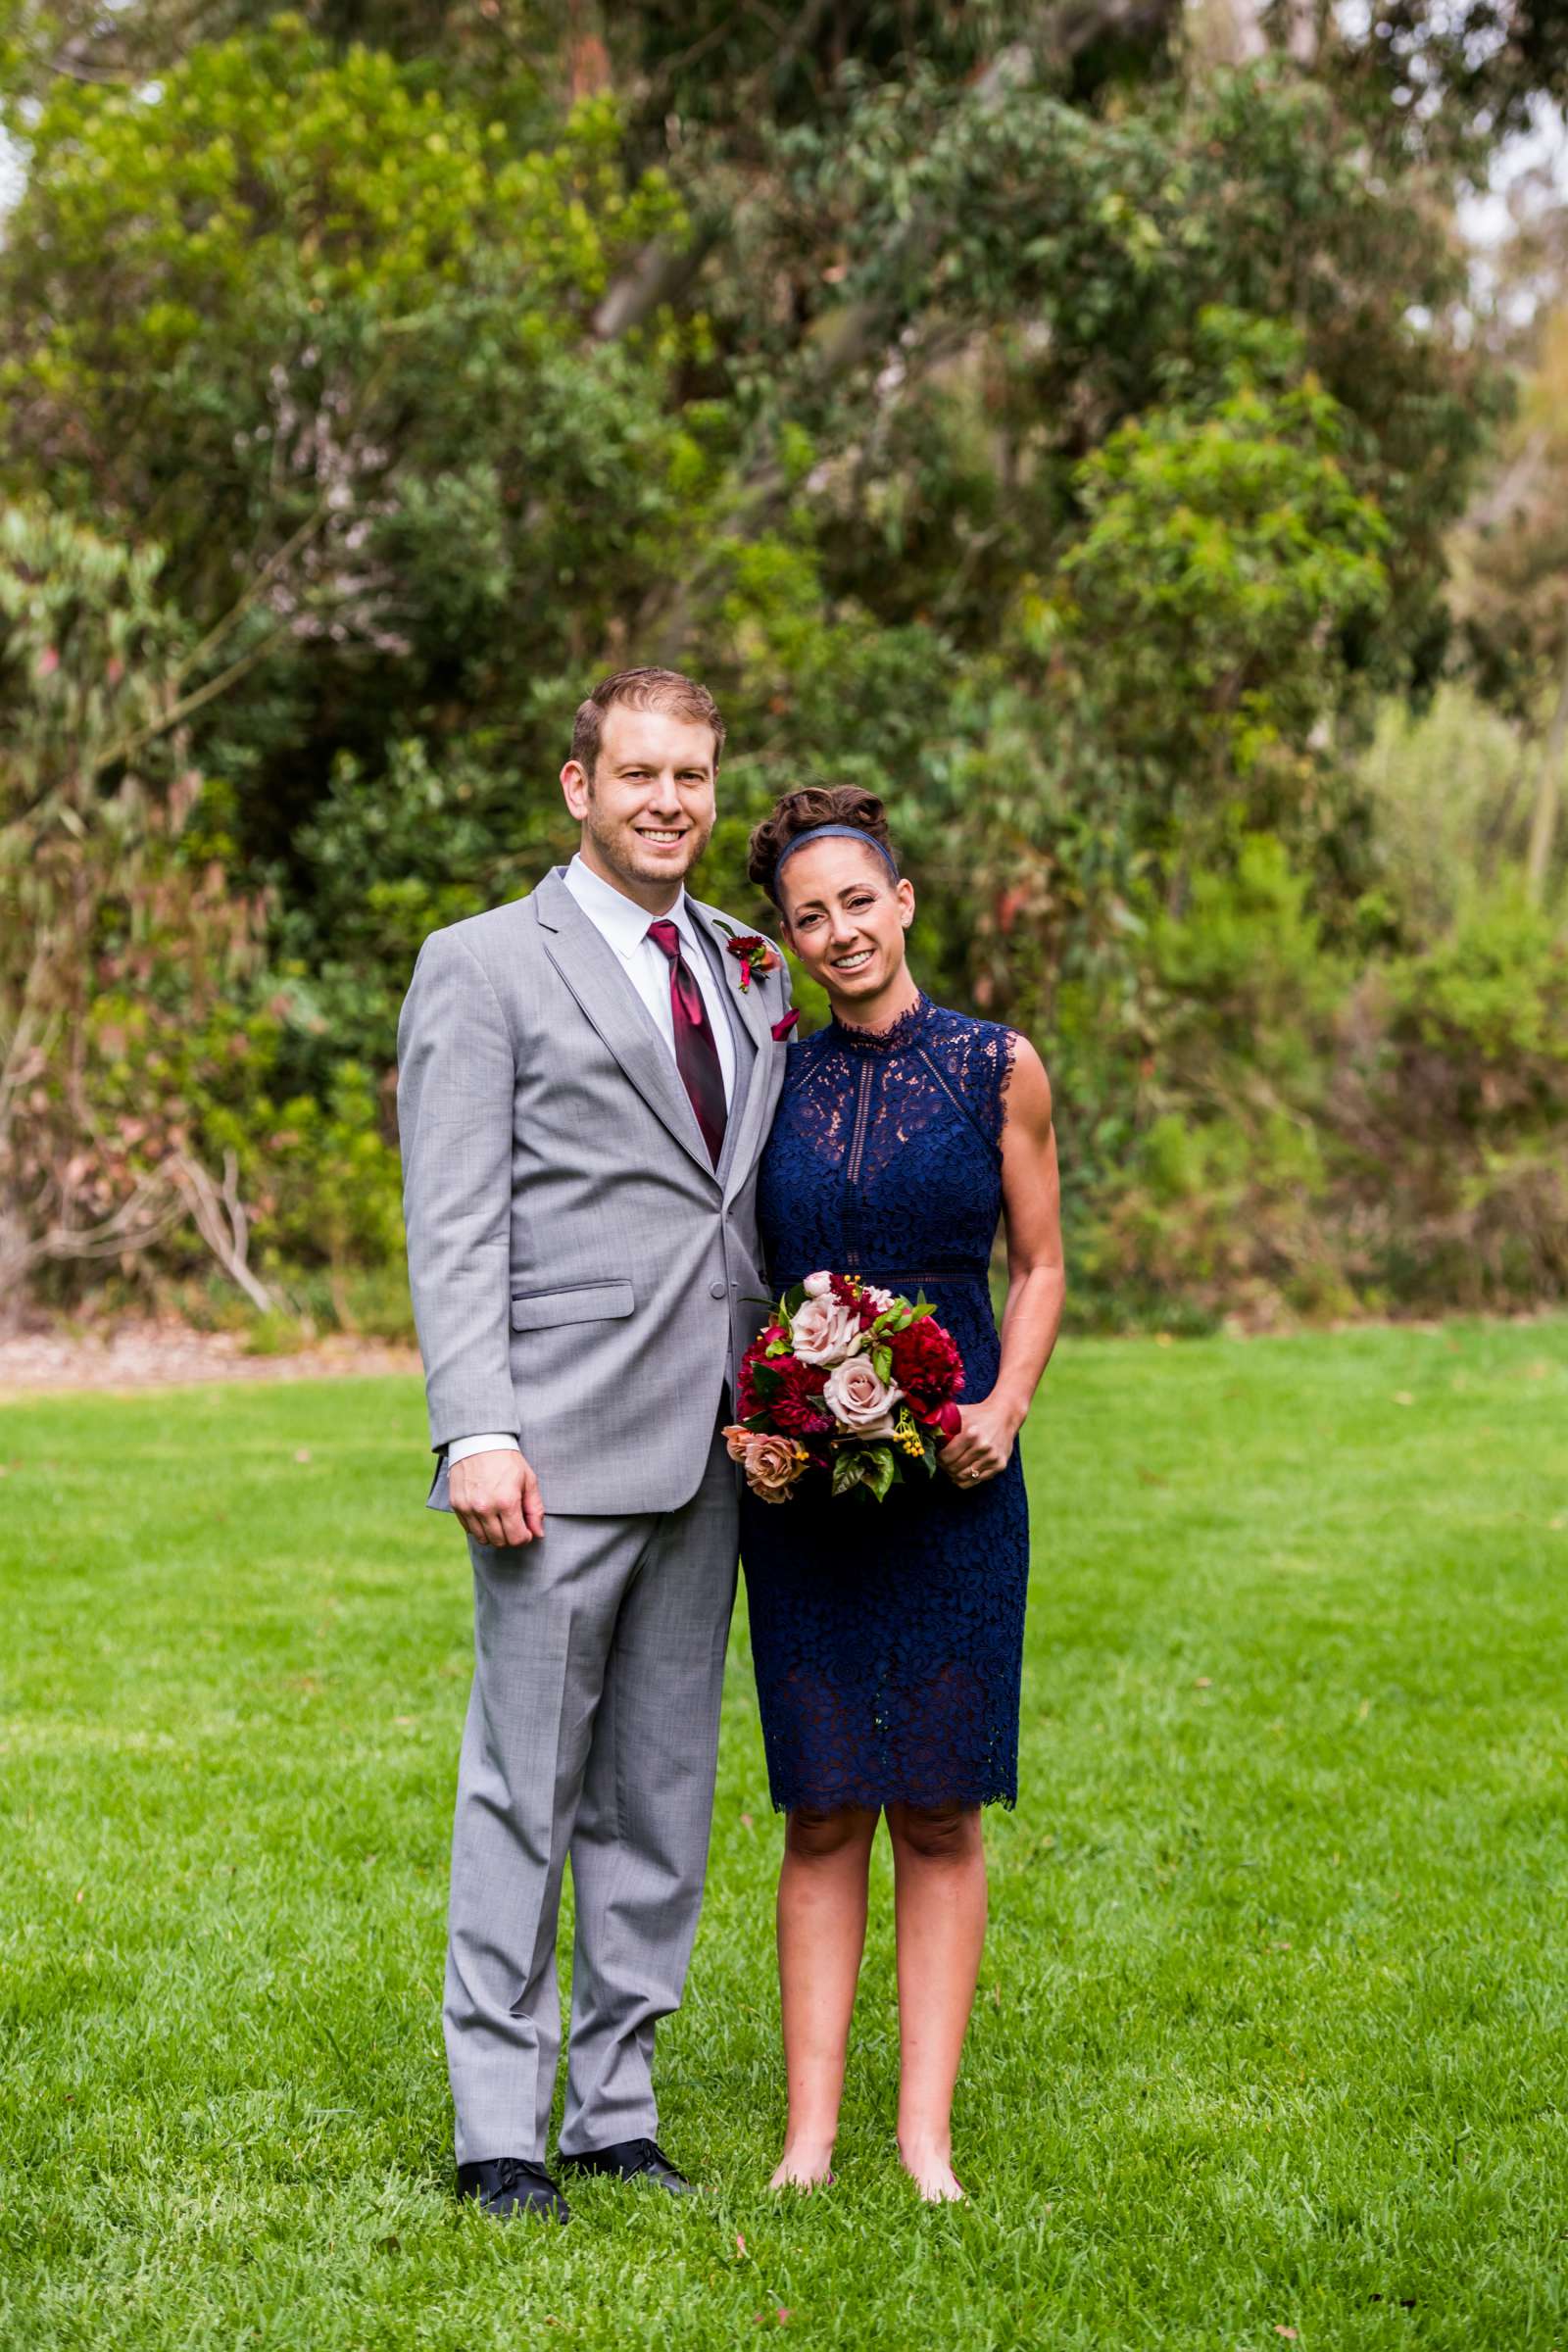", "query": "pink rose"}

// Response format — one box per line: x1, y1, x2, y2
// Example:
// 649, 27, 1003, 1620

790, 1291, 863, 1366
740, 1431, 809, 1503
803, 1271, 833, 1298
823, 1354, 903, 1436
